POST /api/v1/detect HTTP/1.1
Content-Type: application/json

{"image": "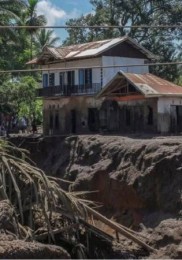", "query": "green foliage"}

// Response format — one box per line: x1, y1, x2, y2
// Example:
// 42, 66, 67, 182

0, 0, 59, 124
0, 0, 49, 71
176, 76, 182, 86
0, 76, 42, 122
34, 29, 60, 54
